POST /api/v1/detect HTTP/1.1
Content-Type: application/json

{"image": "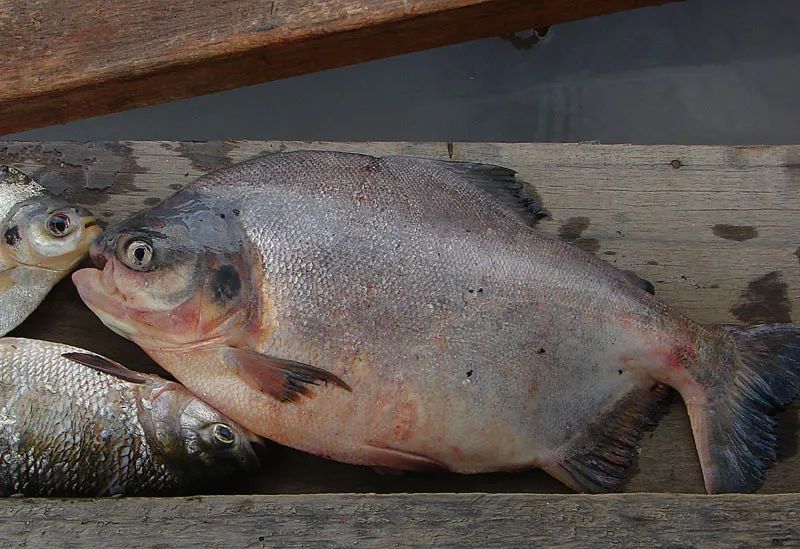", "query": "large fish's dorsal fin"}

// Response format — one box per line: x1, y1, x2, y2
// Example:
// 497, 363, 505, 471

62, 352, 149, 384
439, 160, 547, 227
544, 382, 673, 493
